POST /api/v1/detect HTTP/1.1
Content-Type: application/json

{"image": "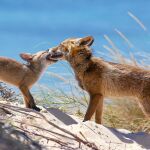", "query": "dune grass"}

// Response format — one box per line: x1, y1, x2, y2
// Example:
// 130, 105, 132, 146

104, 99, 150, 132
